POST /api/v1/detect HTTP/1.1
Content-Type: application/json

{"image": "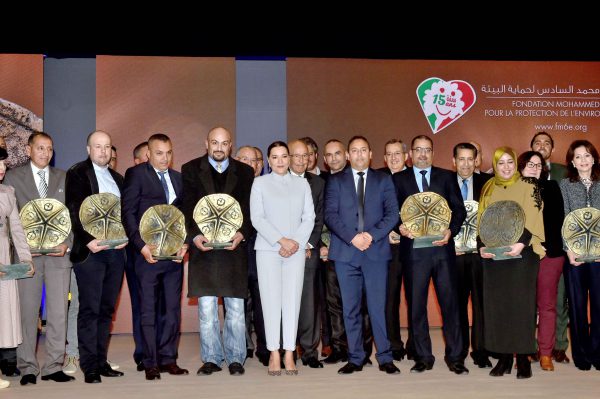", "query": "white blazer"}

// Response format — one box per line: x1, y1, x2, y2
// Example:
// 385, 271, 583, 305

250, 172, 315, 251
